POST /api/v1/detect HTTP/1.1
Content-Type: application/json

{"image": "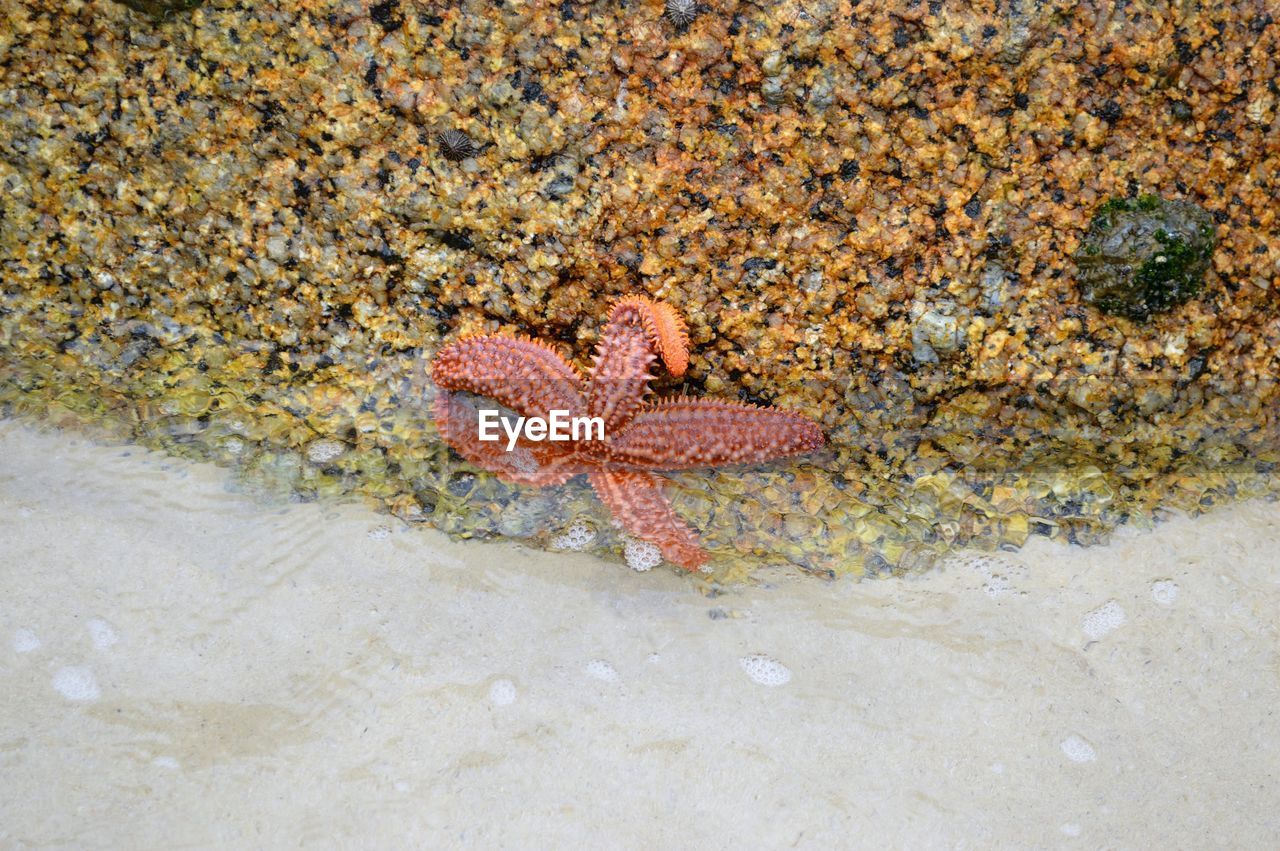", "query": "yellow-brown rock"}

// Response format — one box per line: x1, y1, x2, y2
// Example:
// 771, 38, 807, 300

1, 0, 1276, 577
